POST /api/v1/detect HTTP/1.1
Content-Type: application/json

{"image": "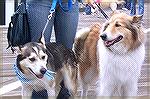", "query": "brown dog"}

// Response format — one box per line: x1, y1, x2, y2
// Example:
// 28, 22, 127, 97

73, 24, 101, 96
